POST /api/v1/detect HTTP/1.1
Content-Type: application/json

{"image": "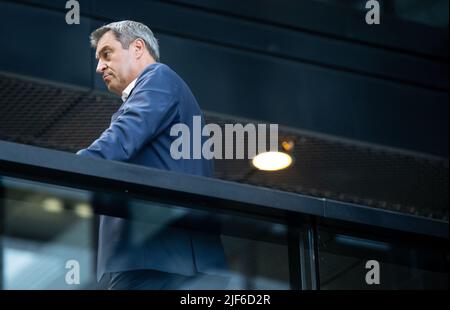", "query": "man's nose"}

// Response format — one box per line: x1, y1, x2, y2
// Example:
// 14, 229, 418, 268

96, 60, 108, 74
